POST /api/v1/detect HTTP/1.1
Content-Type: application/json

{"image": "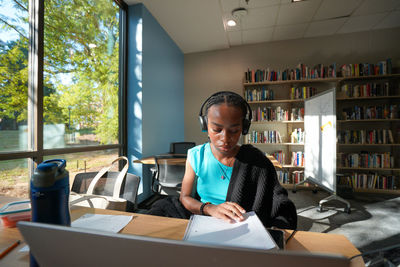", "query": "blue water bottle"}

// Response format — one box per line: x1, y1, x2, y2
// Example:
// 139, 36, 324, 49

30, 159, 71, 267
